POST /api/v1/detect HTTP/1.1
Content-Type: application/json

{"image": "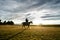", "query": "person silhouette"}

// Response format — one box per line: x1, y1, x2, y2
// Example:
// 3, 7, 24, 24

25, 18, 28, 22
